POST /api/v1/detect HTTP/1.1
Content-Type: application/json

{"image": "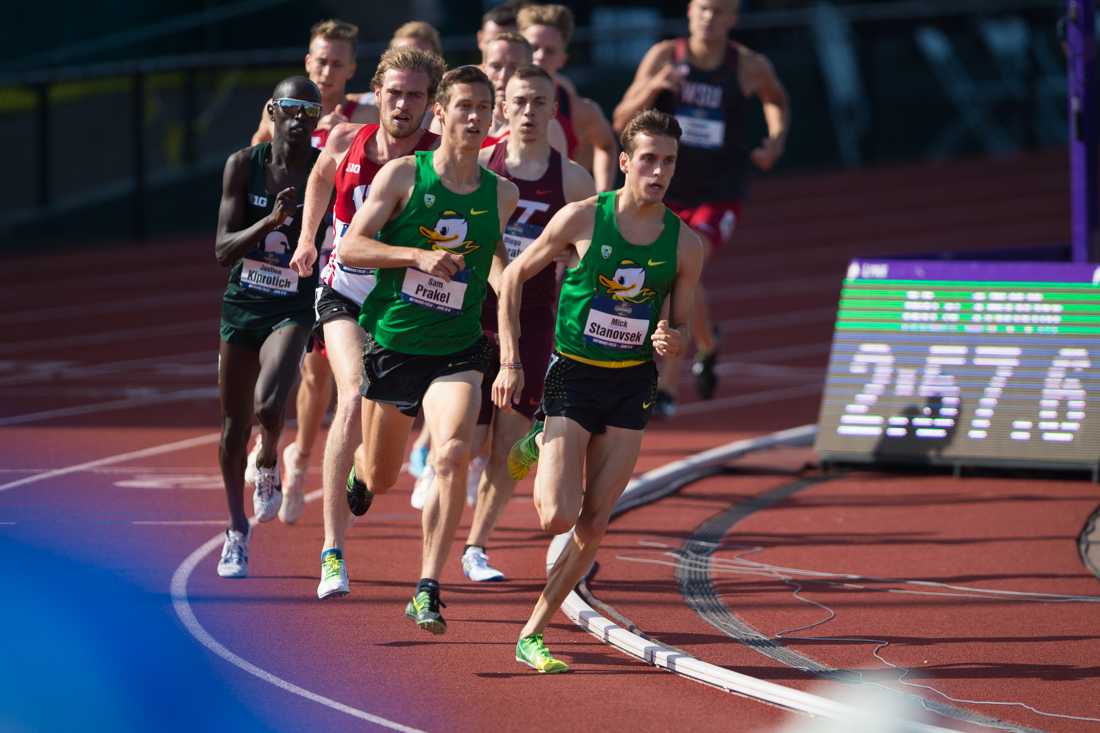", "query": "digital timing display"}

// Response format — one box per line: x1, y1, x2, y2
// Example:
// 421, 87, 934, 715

814, 260, 1100, 471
